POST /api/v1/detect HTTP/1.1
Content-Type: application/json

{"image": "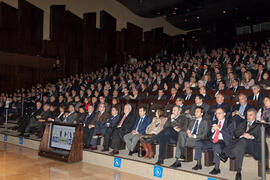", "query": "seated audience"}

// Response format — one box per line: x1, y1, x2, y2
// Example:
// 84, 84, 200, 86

123, 107, 152, 155
108, 104, 136, 155
170, 107, 209, 168
217, 109, 261, 180
154, 106, 189, 165
193, 107, 233, 175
